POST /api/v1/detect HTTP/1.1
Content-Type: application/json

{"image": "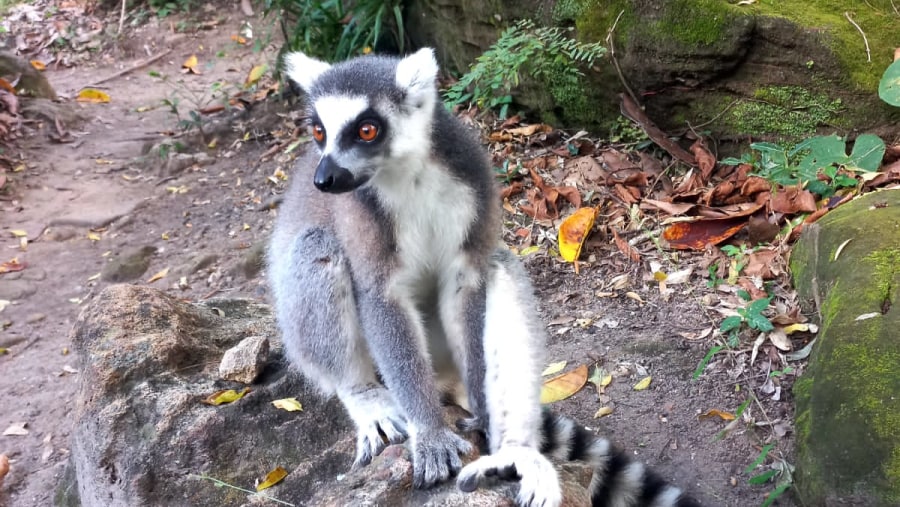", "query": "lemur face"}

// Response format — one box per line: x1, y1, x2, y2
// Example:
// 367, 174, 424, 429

284, 49, 439, 194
